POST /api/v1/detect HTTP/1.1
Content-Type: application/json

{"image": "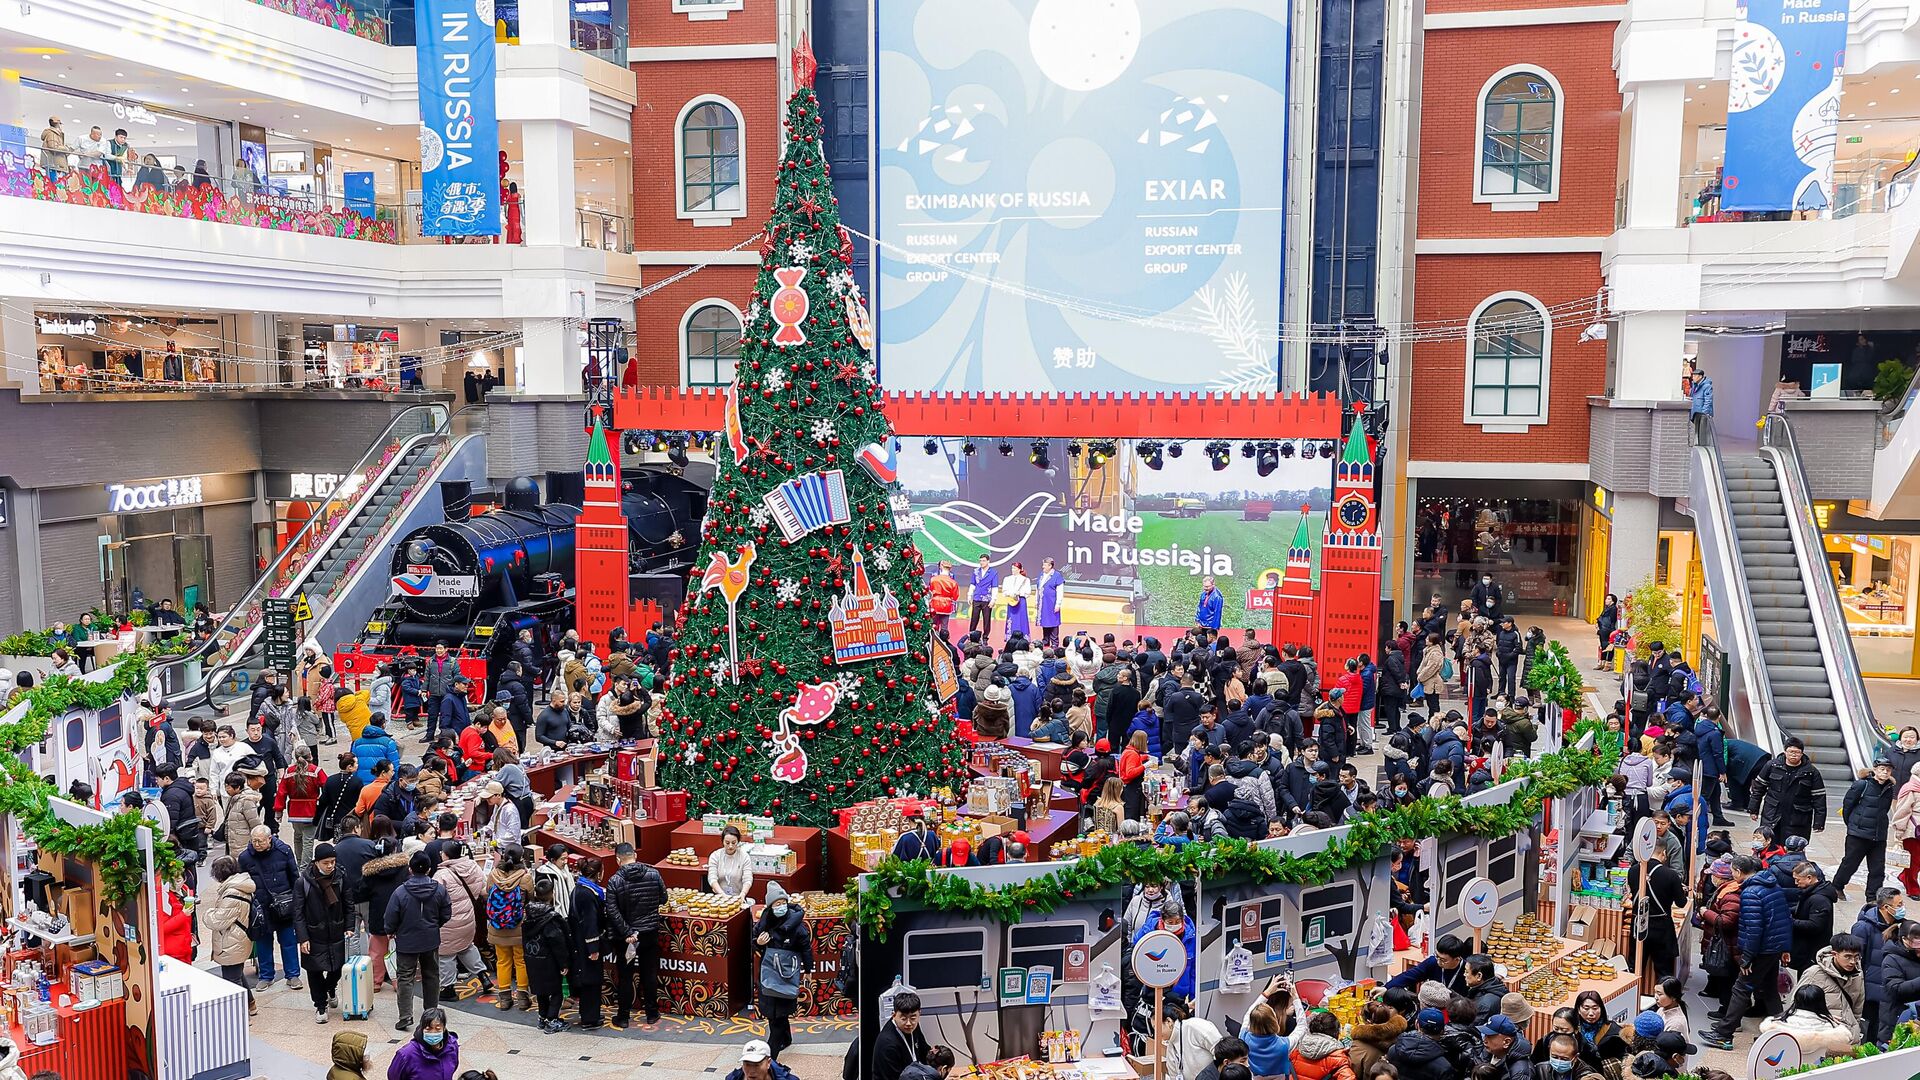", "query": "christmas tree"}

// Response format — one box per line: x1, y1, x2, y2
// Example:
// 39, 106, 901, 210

655, 45, 966, 826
